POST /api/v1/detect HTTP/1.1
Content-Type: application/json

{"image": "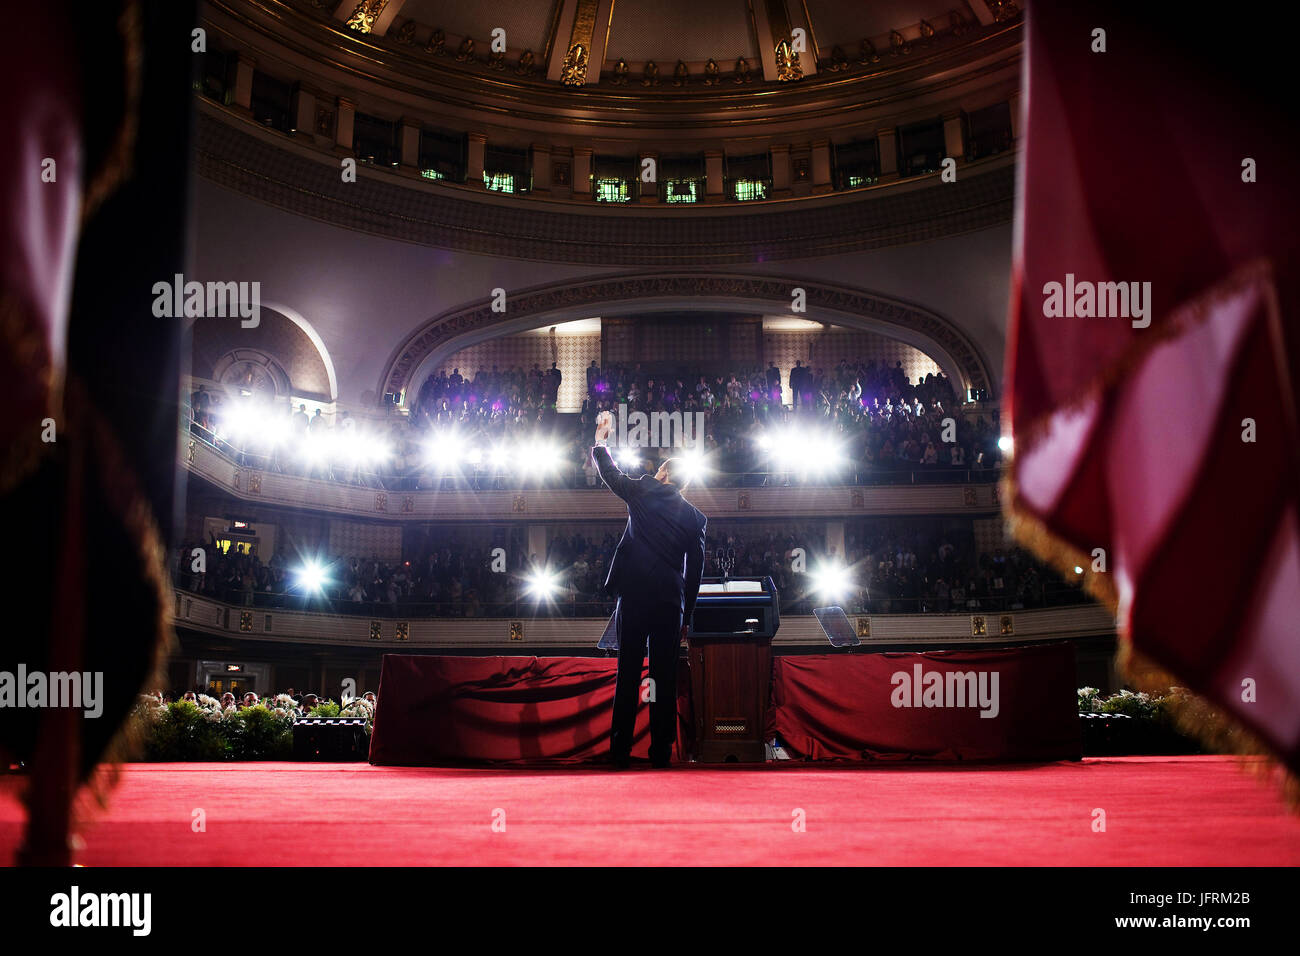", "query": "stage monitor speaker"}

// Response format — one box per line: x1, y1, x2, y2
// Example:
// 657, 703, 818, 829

292, 717, 370, 761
